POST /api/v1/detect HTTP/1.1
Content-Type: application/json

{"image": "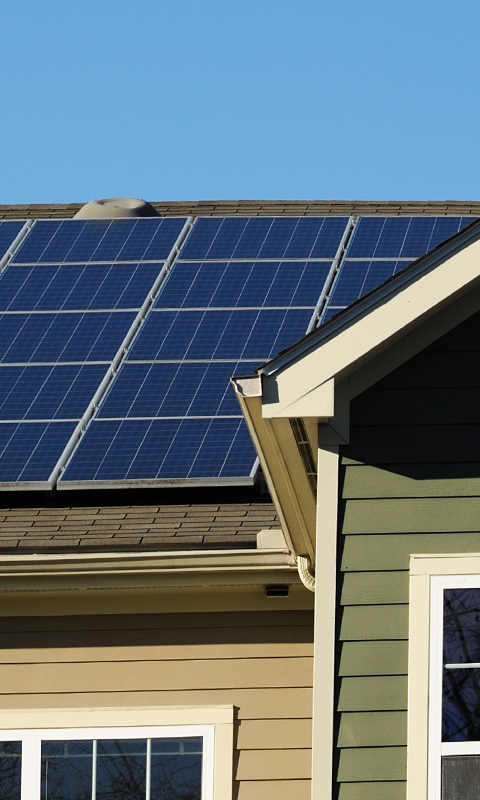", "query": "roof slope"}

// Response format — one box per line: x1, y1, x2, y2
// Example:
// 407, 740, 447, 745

0, 496, 278, 552
1, 200, 480, 219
